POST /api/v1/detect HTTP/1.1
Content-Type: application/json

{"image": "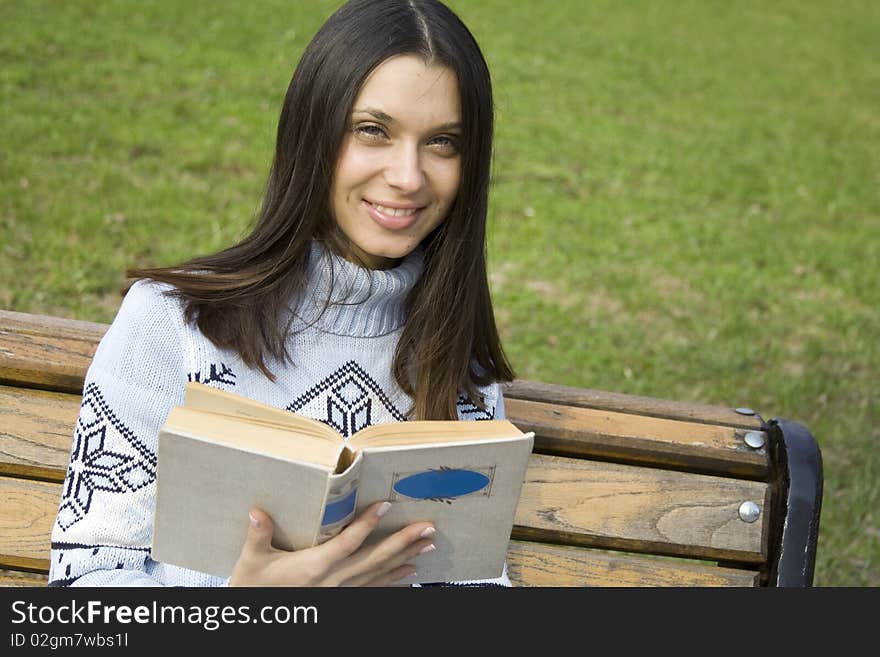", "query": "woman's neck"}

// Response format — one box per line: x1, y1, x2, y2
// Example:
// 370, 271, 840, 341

291, 240, 425, 338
